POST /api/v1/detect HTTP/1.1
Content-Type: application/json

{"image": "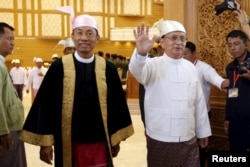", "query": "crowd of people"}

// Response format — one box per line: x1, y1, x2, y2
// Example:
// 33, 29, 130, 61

0, 0, 250, 166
